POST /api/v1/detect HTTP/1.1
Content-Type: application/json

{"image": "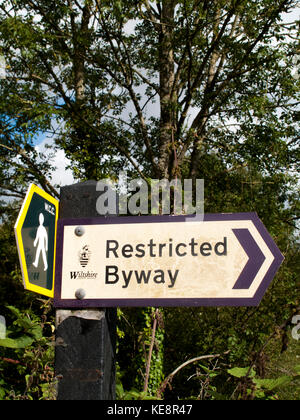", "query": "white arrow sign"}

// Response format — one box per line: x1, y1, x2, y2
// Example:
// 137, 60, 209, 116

54, 213, 284, 308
